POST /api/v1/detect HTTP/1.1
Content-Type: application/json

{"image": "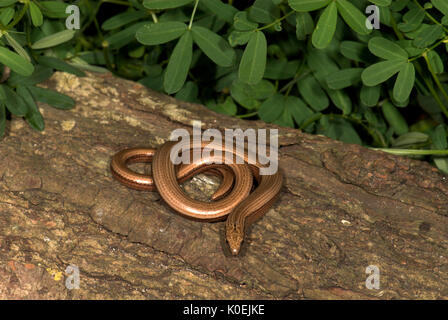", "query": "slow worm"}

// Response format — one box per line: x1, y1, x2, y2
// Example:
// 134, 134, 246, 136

110, 138, 283, 255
